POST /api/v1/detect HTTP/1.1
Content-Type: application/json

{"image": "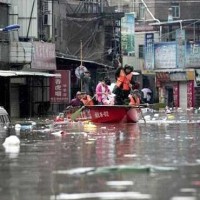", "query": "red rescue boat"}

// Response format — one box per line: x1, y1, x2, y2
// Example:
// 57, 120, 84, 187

85, 105, 140, 123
